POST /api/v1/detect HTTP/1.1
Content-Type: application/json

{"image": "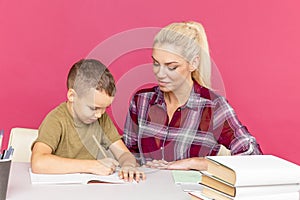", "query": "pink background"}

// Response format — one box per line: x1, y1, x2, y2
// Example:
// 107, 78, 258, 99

1, 1, 299, 165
